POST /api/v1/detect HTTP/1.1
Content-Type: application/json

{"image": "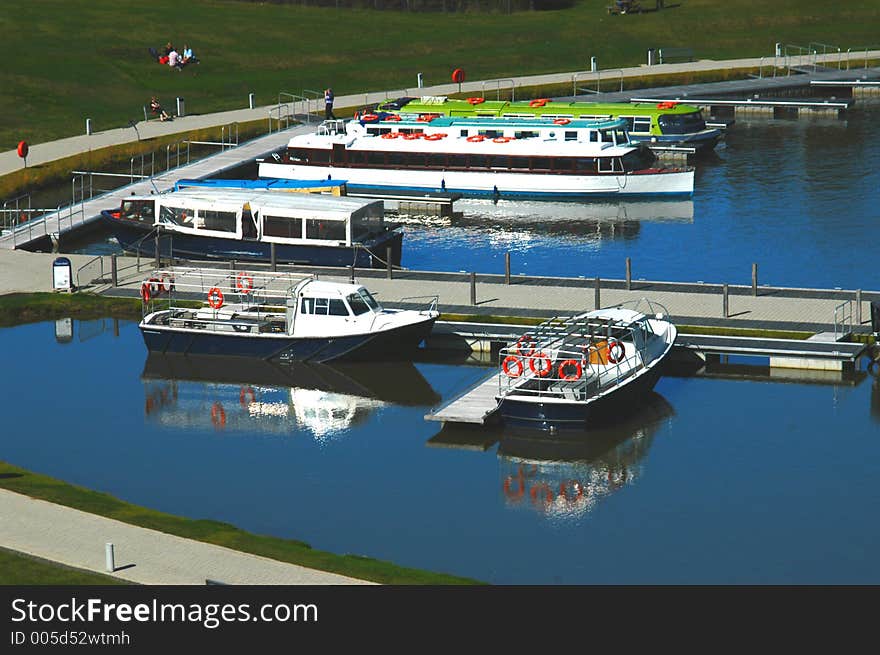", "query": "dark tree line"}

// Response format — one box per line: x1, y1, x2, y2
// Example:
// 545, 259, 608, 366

234, 0, 574, 12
